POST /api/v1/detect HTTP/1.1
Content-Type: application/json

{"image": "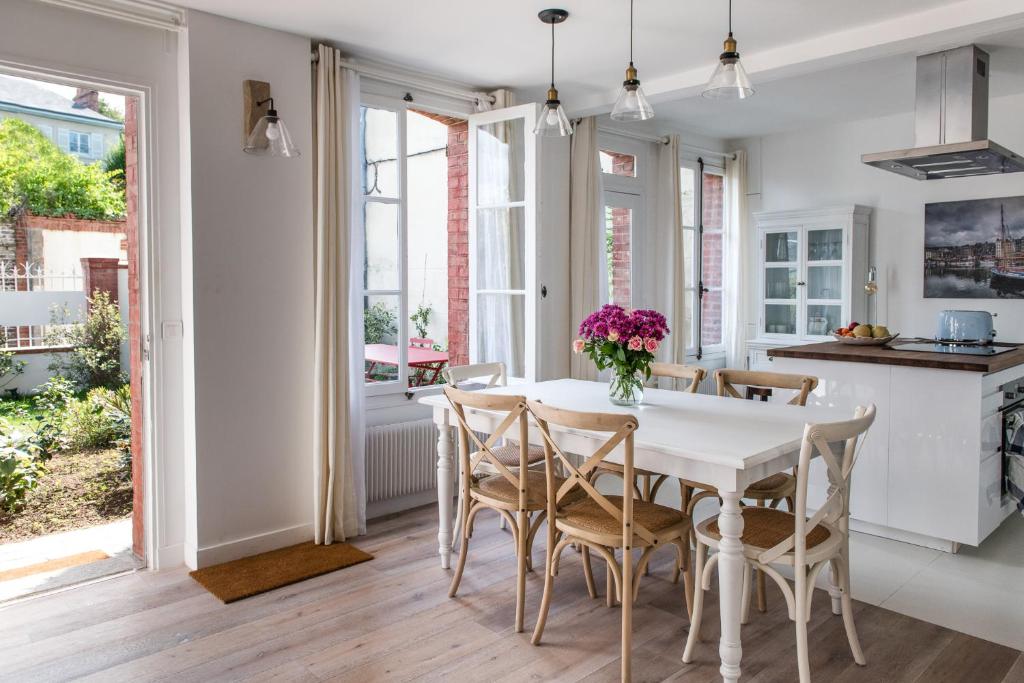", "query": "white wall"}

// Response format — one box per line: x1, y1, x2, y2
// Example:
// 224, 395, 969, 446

185, 11, 314, 567
733, 90, 1024, 342
0, 0, 188, 569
